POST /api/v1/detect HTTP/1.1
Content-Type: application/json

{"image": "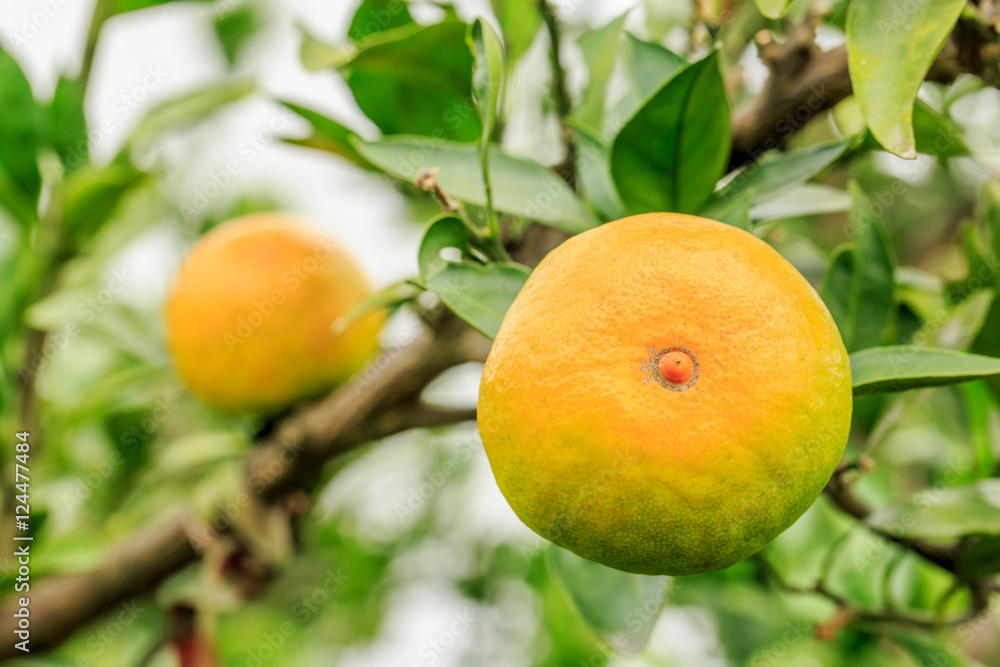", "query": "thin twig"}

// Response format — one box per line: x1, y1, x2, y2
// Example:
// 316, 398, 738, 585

537, 0, 577, 189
